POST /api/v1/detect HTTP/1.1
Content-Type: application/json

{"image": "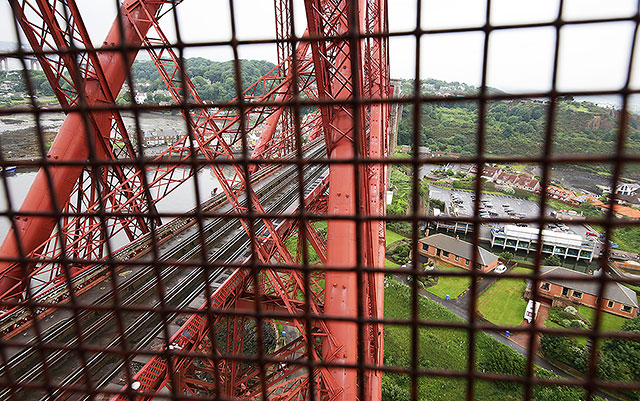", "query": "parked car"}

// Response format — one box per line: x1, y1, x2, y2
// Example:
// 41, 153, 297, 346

494, 263, 507, 274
